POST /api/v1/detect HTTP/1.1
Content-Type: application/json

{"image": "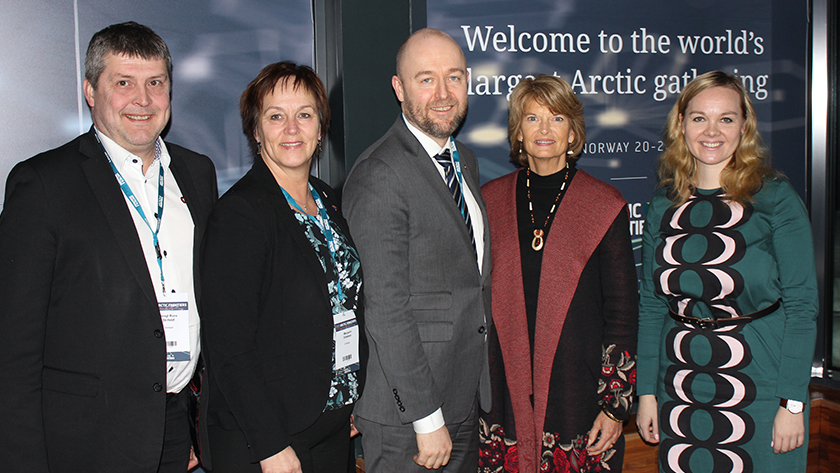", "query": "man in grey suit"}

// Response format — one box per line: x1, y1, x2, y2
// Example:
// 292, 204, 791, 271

343, 28, 491, 472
